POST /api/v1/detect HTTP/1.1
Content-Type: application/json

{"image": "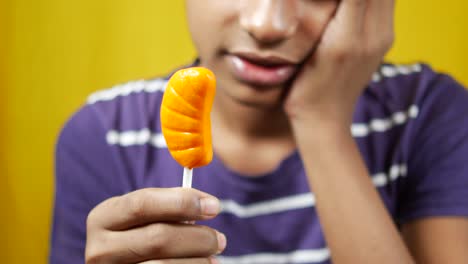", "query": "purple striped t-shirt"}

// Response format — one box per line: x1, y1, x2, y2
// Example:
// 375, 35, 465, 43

50, 63, 468, 264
